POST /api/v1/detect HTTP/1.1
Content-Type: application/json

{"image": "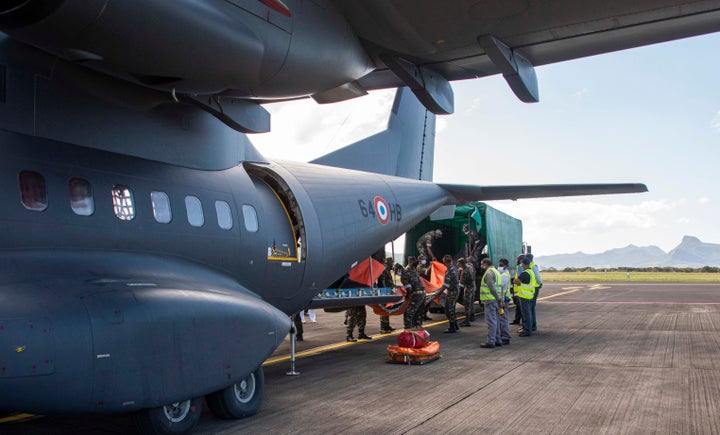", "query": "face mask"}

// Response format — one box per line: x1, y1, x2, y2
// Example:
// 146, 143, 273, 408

464, 230, 469, 235
498, 266, 505, 272
421, 260, 427, 265
396, 271, 402, 277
